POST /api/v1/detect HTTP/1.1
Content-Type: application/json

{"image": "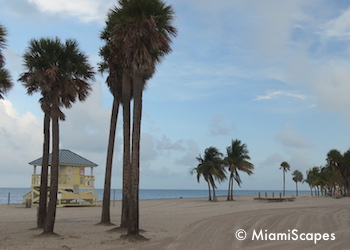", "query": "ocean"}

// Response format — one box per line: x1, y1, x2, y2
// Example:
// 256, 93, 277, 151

0, 188, 310, 204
